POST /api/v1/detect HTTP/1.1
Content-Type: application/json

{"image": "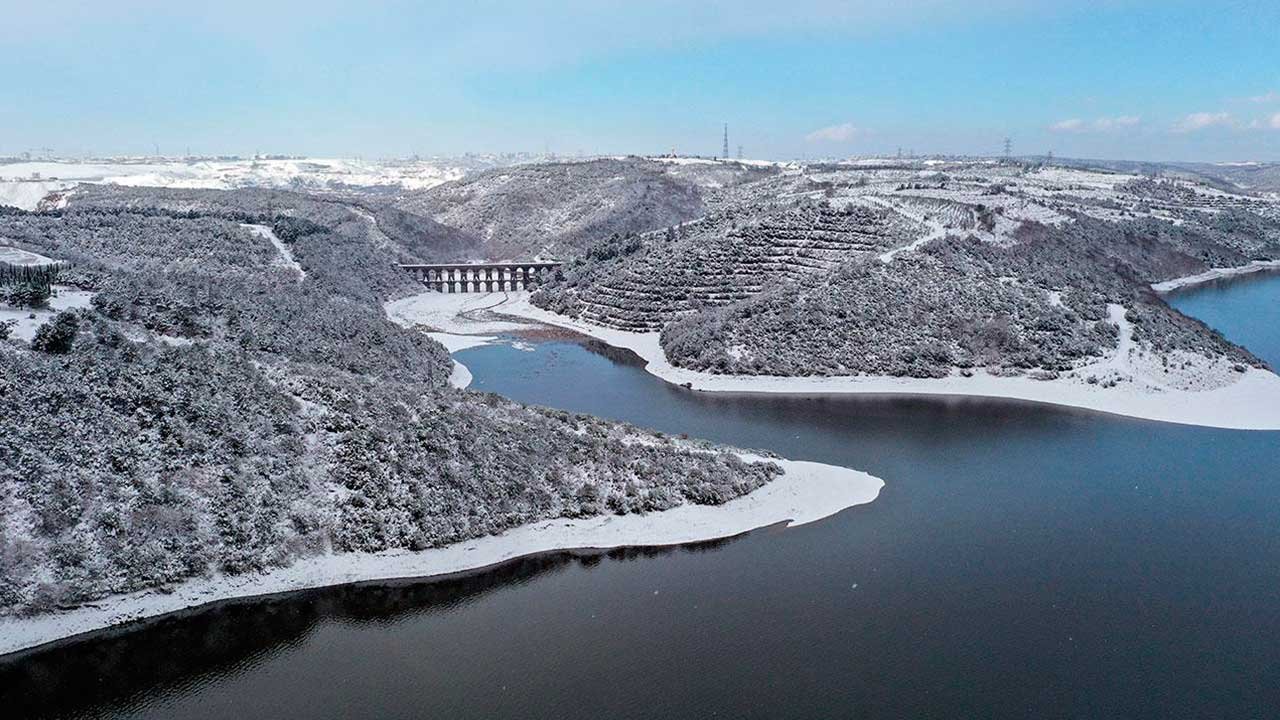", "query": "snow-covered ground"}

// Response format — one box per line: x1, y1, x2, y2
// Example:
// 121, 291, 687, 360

0, 157, 466, 194
0, 246, 59, 266
241, 223, 304, 280
866, 196, 949, 262
1150, 260, 1280, 293
0, 286, 95, 342
0, 455, 882, 657
0, 181, 73, 211
383, 295, 509, 389
384, 291, 532, 334
424, 332, 497, 389
437, 293, 1280, 431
